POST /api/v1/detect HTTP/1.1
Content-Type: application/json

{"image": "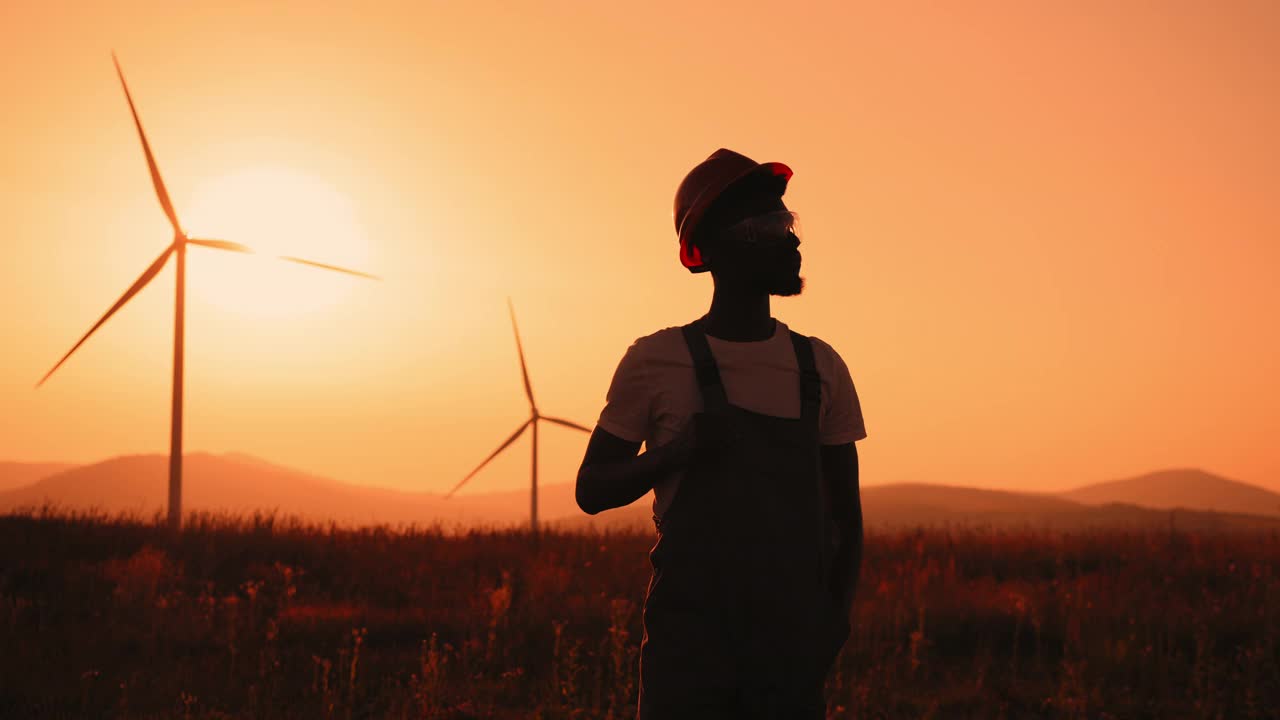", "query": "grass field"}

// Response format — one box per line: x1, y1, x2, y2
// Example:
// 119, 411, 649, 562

1, 510, 1276, 719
